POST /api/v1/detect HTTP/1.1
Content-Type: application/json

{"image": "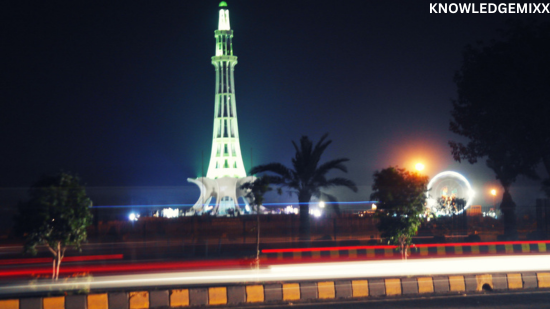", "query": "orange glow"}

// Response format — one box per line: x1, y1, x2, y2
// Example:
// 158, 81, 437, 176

490, 189, 497, 196
415, 163, 425, 171
376, 137, 446, 177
